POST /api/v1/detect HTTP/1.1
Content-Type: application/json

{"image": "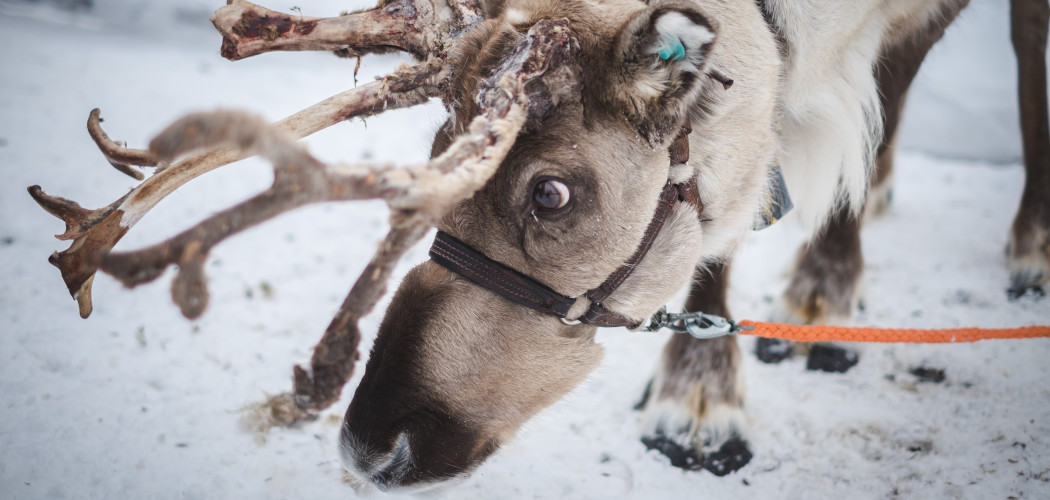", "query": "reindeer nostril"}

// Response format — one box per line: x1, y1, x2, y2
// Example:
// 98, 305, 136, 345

370, 473, 395, 493
340, 427, 415, 491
